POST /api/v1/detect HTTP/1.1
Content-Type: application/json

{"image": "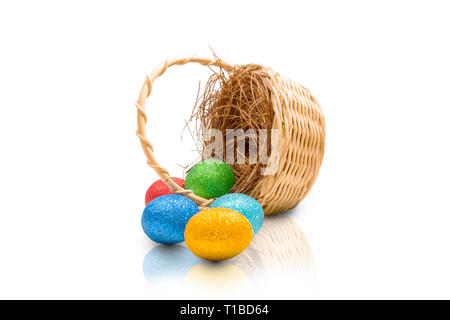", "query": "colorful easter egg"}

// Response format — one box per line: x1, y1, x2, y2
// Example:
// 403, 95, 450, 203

142, 194, 199, 244
145, 177, 185, 205
184, 208, 253, 261
185, 159, 235, 199
210, 193, 264, 234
